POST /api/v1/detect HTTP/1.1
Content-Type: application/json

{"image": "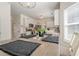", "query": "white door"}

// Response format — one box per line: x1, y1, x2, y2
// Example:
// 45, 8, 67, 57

0, 3, 11, 41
